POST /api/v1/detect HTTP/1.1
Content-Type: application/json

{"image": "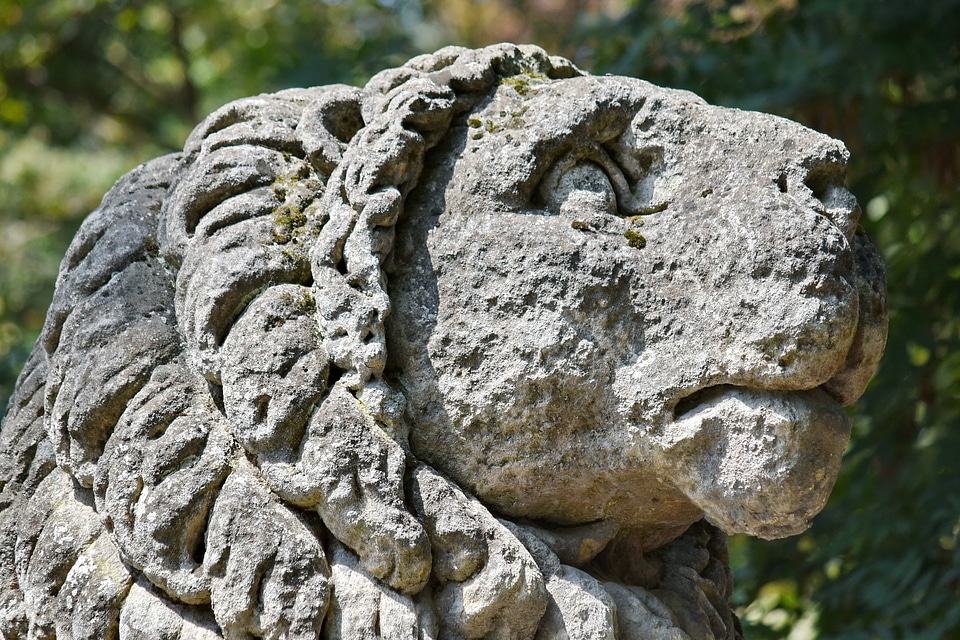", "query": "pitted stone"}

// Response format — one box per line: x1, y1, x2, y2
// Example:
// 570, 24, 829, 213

0, 44, 886, 639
